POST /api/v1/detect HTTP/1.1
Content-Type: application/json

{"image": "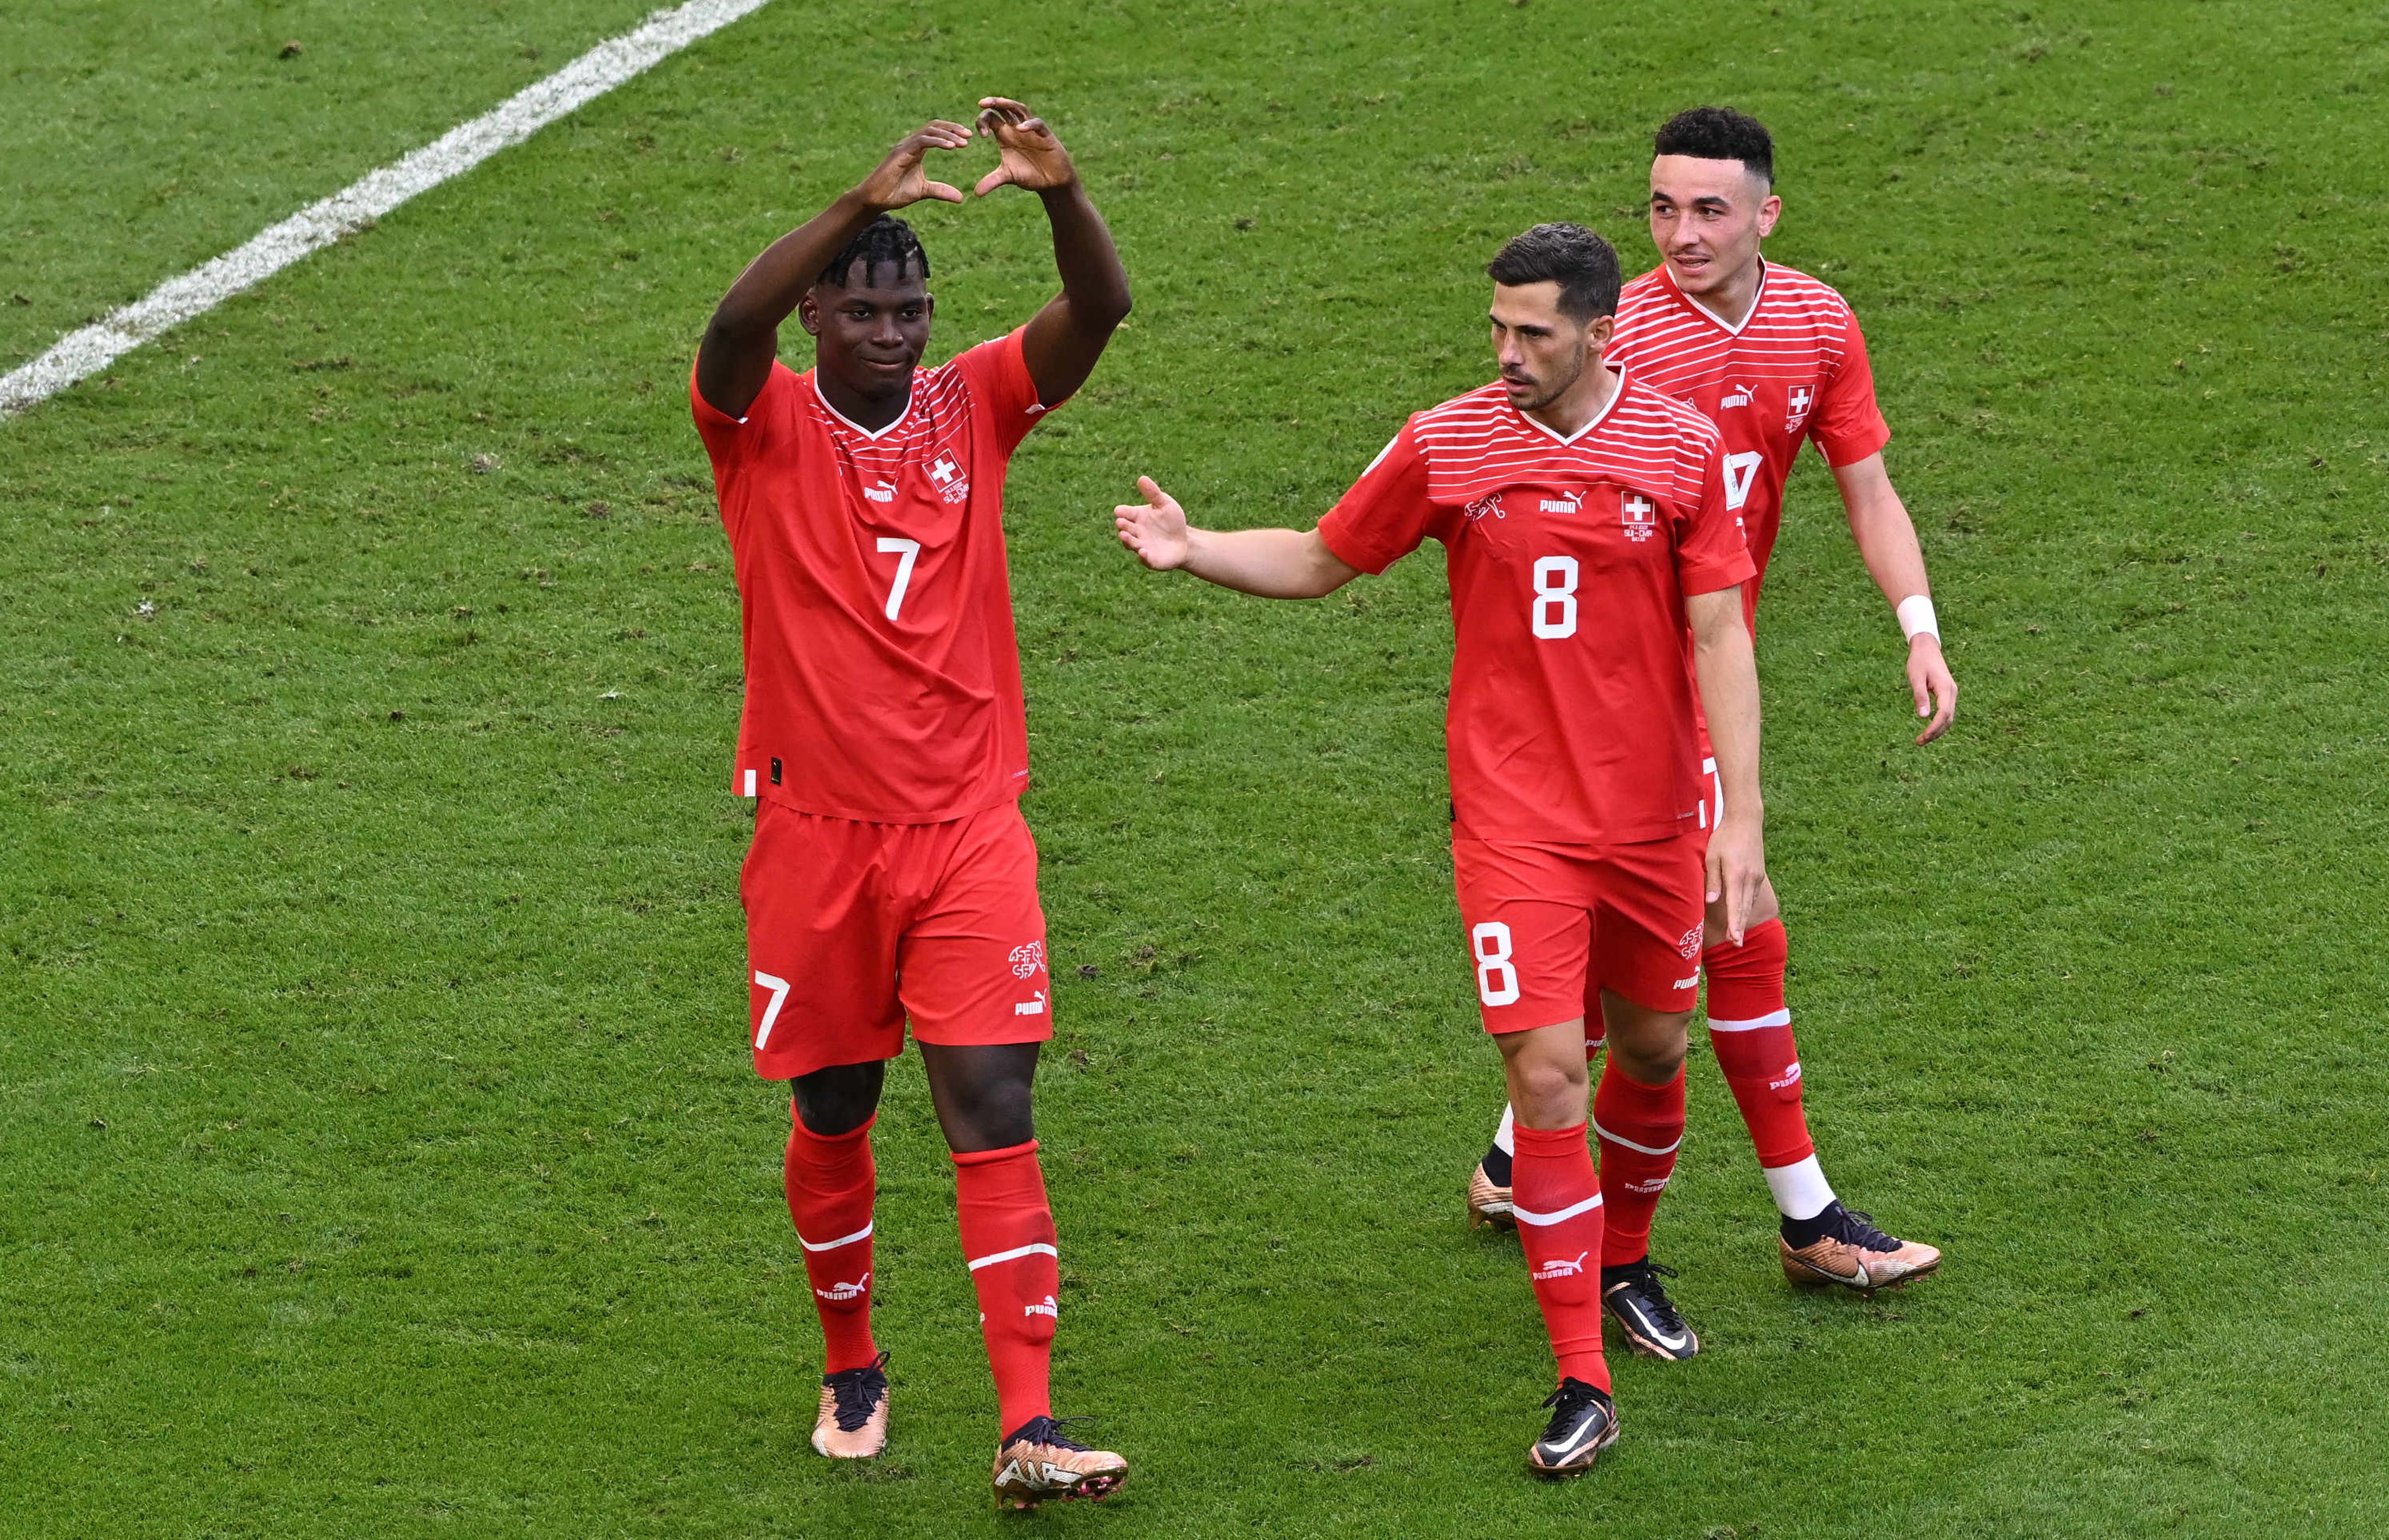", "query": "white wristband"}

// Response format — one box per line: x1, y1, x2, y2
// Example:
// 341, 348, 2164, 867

1896, 594, 1939, 643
